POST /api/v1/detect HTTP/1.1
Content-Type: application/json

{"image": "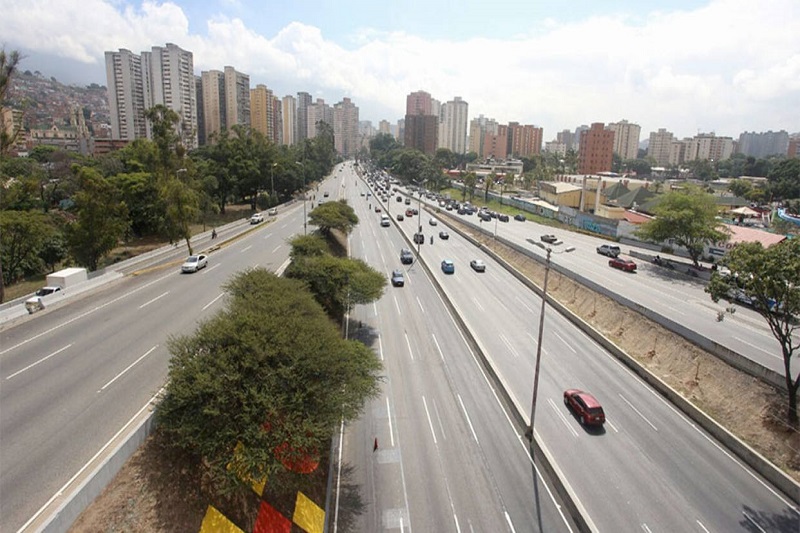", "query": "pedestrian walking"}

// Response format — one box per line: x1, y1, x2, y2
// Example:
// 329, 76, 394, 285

211, 228, 217, 239
373, 438, 379, 452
